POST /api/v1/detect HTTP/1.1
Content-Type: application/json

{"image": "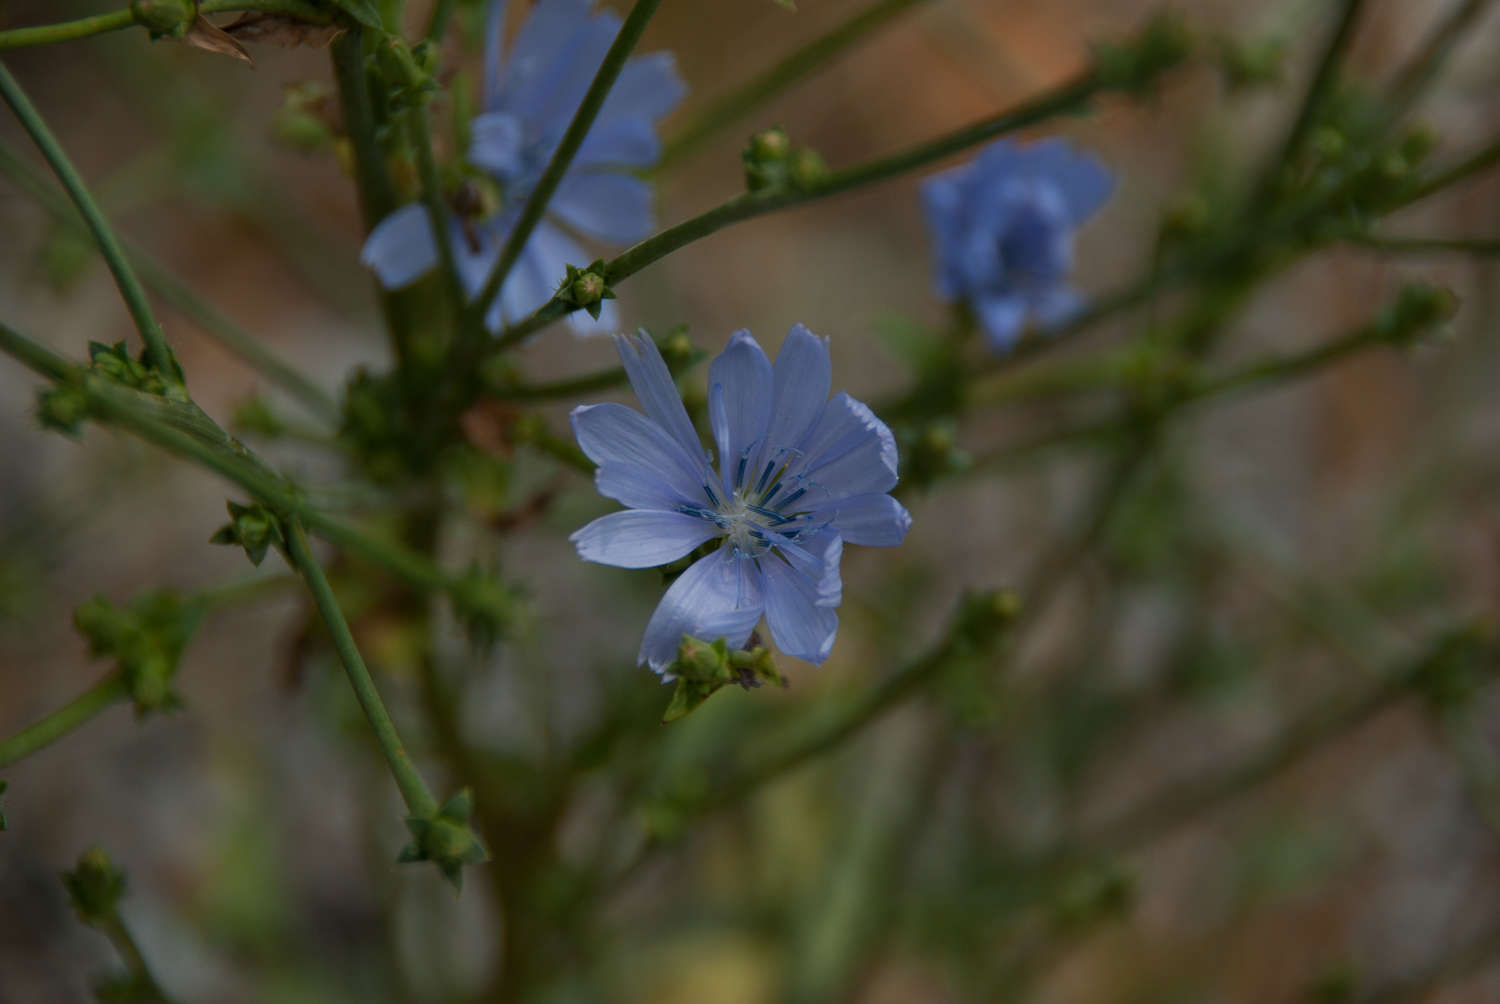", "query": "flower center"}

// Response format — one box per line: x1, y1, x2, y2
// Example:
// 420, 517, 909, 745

697, 447, 814, 558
